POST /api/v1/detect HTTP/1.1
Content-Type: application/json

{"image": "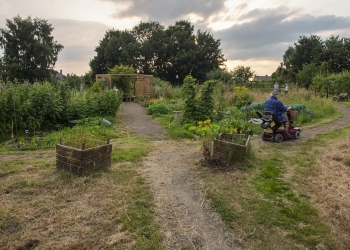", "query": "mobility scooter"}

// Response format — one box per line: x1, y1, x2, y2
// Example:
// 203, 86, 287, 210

256, 109, 302, 143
